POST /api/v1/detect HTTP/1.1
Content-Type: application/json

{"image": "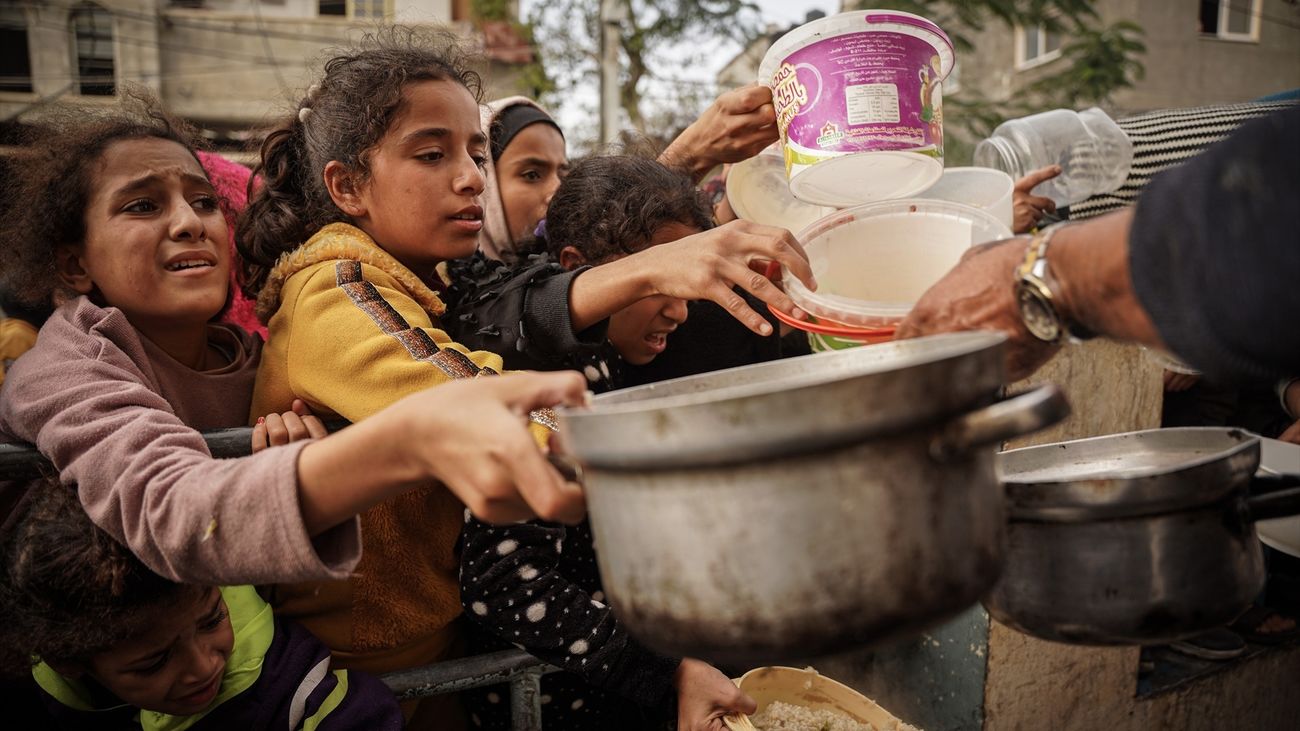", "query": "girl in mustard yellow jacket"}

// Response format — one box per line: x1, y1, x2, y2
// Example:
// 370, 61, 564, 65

238, 34, 542, 729
238, 31, 813, 730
